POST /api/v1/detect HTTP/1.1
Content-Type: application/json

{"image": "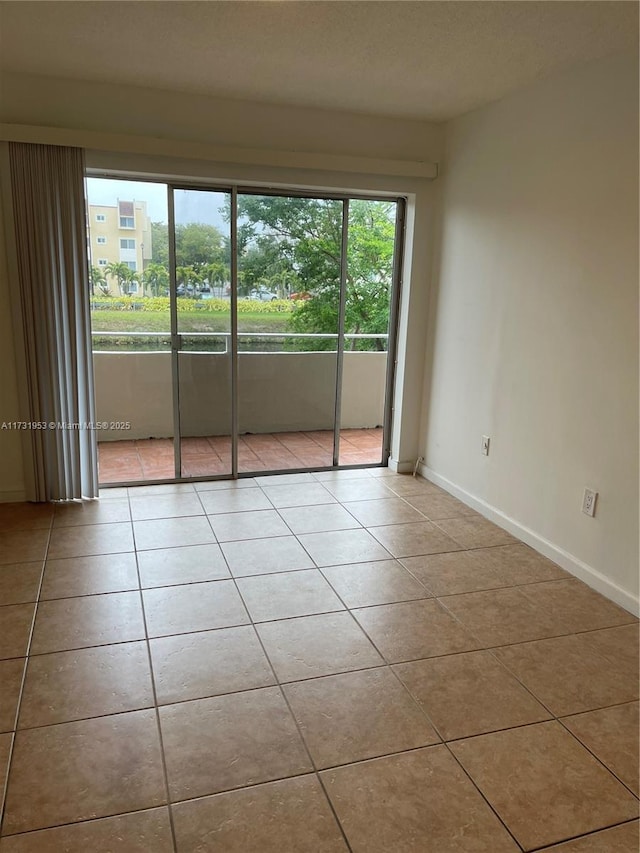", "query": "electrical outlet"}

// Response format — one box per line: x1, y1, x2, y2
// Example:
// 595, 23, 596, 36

582, 488, 598, 517
481, 435, 490, 456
